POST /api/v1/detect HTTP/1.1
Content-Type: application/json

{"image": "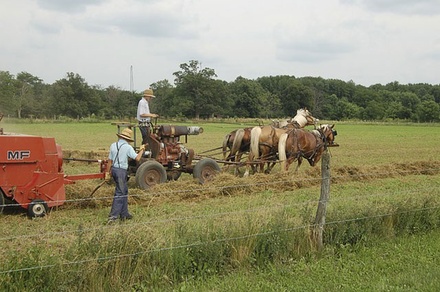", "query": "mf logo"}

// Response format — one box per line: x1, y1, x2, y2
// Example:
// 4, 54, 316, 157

7, 150, 31, 160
